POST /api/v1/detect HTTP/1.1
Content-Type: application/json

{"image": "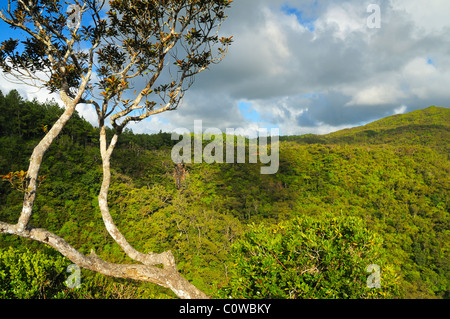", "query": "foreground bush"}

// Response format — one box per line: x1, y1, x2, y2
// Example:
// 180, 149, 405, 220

0, 247, 76, 299
218, 215, 402, 299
